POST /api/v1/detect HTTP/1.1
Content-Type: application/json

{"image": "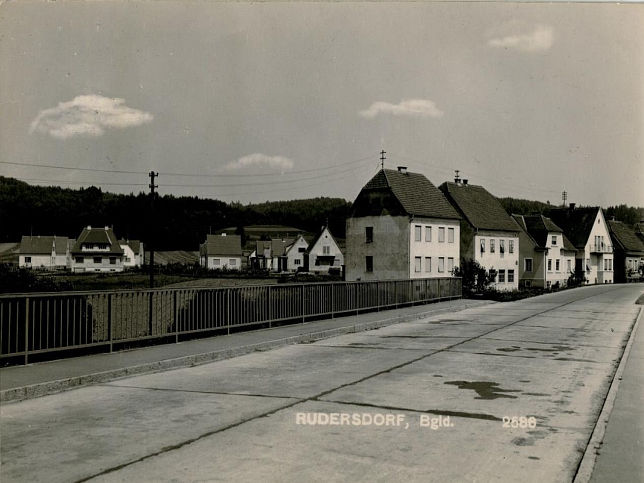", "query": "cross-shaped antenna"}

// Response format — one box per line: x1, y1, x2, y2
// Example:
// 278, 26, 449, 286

380, 150, 386, 170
